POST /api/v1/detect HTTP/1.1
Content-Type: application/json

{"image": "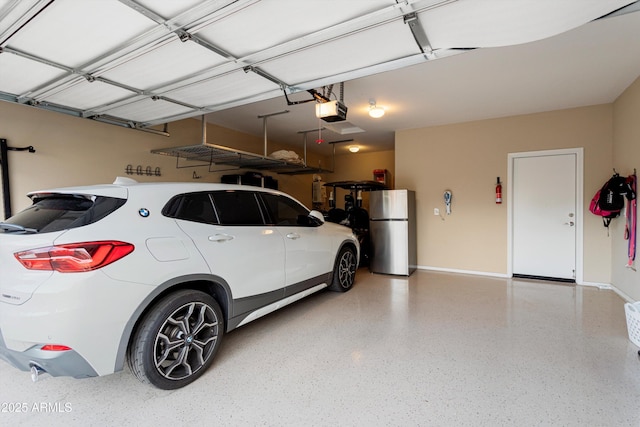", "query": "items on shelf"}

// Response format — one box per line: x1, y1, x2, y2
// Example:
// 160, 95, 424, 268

373, 169, 391, 187
151, 143, 332, 175
270, 150, 303, 164
221, 171, 278, 189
